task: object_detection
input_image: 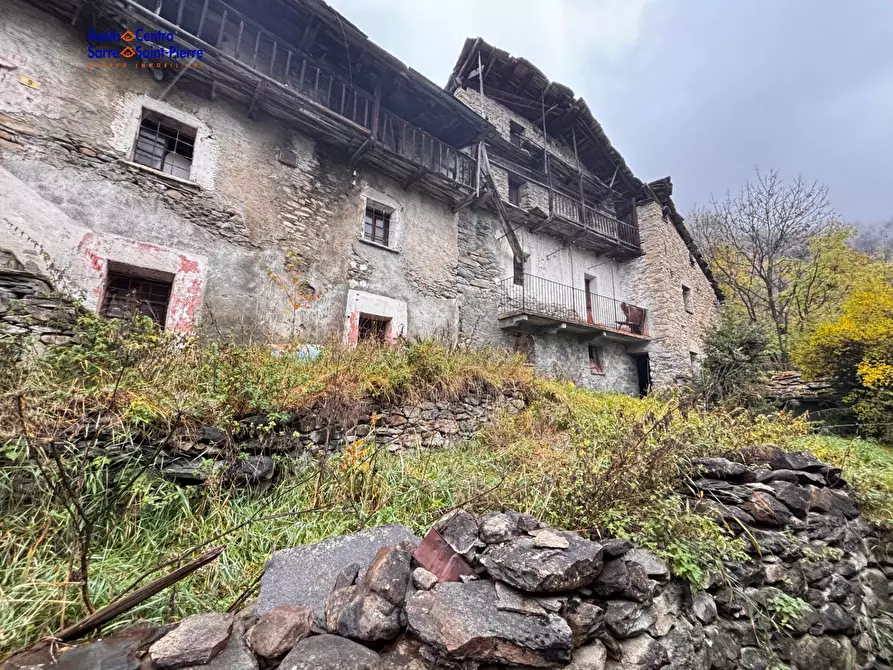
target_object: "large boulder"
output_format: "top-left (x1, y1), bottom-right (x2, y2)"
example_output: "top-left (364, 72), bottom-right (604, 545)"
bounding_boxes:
top-left (405, 580), bottom-right (574, 667)
top-left (278, 634), bottom-right (380, 670)
top-left (149, 613), bottom-right (233, 669)
top-left (481, 533), bottom-right (603, 593)
top-left (257, 524), bottom-right (418, 622)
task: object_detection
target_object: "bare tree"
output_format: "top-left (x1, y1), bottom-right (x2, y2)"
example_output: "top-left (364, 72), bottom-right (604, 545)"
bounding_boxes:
top-left (690, 170), bottom-right (838, 369)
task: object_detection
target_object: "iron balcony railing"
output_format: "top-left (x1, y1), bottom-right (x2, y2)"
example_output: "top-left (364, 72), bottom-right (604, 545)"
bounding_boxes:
top-left (499, 273), bottom-right (648, 337)
top-left (126, 0), bottom-right (475, 187)
top-left (551, 191), bottom-right (640, 248)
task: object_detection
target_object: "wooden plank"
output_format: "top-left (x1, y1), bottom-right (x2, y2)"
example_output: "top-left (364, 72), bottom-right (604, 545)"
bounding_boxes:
top-left (215, 9), bottom-right (227, 48)
top-left (270, 40), bottom-right (277, 77)
top-left (50, 547), bottom-right (224, 644)
top-left (234, 20), bottom-right (244, 59)
top-left (349, 137), bottom-right (374, 166)
top-left (196, 0), bottom-right (208, 38)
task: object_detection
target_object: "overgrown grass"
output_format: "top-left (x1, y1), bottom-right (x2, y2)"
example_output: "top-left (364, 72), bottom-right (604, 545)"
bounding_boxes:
top-left (789, 434), bottom-right (893, 527)
top-left (0, 314), bottom-right (814, 654)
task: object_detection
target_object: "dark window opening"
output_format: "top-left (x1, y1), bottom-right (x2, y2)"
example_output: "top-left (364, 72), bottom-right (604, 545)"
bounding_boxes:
top-left (508, 176), bottom-right (524, 206)
top-left (134, 110), bottom-right (196, 180)
top-left (588, 346), bottom-right (604, 375)
top-left (358, 314), bottom-right (389, 342)
top-left (690, 351), bottom-right (698, 370)
top-left (364, 202), bottom-right (392, 247)
top-left (682, 285), bottom-right (693, 313)
top-left (102, 267), bottom-right (173, 327)
top-left (509, 121), bottom-right (525, 147)
top-left (513, 257), bottom-right (525, 286)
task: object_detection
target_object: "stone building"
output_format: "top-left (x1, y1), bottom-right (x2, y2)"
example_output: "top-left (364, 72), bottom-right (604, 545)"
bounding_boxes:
top-left (0, 0), bottom-right (722, 395)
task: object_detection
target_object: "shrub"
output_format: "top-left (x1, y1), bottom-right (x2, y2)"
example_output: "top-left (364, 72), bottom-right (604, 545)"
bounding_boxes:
top-left (695, 310), bottom-right (773, 409)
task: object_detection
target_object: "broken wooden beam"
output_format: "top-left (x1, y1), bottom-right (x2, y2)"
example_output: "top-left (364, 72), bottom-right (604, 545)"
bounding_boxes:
top-left (51, 546), bottom-right (224, 645)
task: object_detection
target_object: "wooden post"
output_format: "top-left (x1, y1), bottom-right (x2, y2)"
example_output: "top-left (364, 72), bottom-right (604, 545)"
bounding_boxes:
top-left (371, 82), bottom-right (382, 139)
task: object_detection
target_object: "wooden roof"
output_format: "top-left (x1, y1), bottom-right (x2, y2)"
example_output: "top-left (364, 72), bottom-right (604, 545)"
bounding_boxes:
top-left (446, 37), bottom-right (642, 197)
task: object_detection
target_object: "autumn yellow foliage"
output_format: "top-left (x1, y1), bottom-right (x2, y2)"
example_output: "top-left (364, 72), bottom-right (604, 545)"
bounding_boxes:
top-left (796, 277), bottom-right (893, 439)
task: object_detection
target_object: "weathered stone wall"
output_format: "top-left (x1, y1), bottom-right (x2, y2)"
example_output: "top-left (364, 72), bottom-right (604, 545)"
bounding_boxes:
top-left (17, 449), bottom-right (891, 670)
top-left (0, 0), bottom-right (462, 344)
top-left (622, 201), bottom-right (720, 388)
top-left (0, 261), bottom-right (79, 347)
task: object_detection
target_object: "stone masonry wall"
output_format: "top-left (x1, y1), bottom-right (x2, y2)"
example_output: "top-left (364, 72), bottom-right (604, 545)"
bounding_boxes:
top-left (15, 449), bottom-right (892, 670)
top-left (622, 201), bottom-right (719, 388)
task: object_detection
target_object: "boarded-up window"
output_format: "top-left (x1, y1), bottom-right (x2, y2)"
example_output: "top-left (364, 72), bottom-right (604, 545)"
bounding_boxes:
top-left (102, 266), bottom-right (173, 327)
top-left (588, 346), bottom-right (604, 375)
top-left (364, 201), bottom-right (392, 247)
top-left (134, 110), bottom-right (196, 180)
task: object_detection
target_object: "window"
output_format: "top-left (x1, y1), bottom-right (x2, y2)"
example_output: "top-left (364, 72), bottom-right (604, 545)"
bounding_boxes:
top-left (363, 201), bottom-right (392, 247)
top-left (102, 265), bottom-right (174, 327)
top-left (133, 110), bottom-right (196, 180)
top-left (509, 120), bottom-right (525, 147)
top-left (358, 314), bottom-right (389, 342)
top-left (508, 176), bottom-right (524, 206)
top-left (682, 285), bottom-right (693, 313)
top-left (588, 346), bottom-right (604, 375)
top-left (690, 351), bottom-right (699, 372)
top-left (513, 256), bottom-right (525, 286)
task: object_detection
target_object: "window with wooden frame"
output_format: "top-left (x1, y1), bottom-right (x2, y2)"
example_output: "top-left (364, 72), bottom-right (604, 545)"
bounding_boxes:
top-left (363, 201), bottom-right (392, 247)
top-left (588, 346), bottom-right (604, 375)
top-left (358, 314), bottom-right (389, 342)
top-left (508, 175), bottom-right (524, 206)
top-left (133, 110), bottom-right (196, 180)
top-left (102, 265), bottom-right (174, 327)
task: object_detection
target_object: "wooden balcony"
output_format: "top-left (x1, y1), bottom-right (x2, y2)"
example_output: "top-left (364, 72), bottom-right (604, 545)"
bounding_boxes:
top-left (111, 0), bottom-right (477, 199)
top-left (498, 273), bottom-right (649, 341)
top-left (532, 191), bottom-right (641, 258)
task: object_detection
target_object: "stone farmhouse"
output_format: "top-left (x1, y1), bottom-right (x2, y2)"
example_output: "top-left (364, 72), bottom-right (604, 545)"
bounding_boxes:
top-left (0, 0), bottom-right (722, 395)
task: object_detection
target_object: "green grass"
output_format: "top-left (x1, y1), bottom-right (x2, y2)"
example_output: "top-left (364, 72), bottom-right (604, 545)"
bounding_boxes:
top-left (0, 379), bottom-right (811, 654)
top-left (0, 314), bottom-right (824, 654)
top-left (789, 434), bottom-right (893, 527)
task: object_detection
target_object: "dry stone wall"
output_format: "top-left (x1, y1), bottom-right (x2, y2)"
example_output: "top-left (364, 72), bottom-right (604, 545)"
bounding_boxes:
top-left (11, 448), bottom-right (892, 670)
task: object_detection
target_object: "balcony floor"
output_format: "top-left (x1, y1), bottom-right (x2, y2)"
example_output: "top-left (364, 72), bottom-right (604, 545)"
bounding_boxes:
top-left (498, 311), bottom-right (650, 342)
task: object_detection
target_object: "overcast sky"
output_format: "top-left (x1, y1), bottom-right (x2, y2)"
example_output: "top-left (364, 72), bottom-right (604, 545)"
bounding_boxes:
top-left (328, 0), bottom-right (893, 225)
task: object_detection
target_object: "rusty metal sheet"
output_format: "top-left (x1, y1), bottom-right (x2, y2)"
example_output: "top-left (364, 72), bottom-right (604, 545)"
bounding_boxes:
top-left (412, 528), bottom-right (477, 583)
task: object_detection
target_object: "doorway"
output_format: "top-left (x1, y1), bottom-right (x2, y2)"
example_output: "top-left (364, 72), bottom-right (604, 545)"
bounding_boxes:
top-left (584, 276), bottom-right (596, 324)
top-left (633, 354), bottom-right (651, 397)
